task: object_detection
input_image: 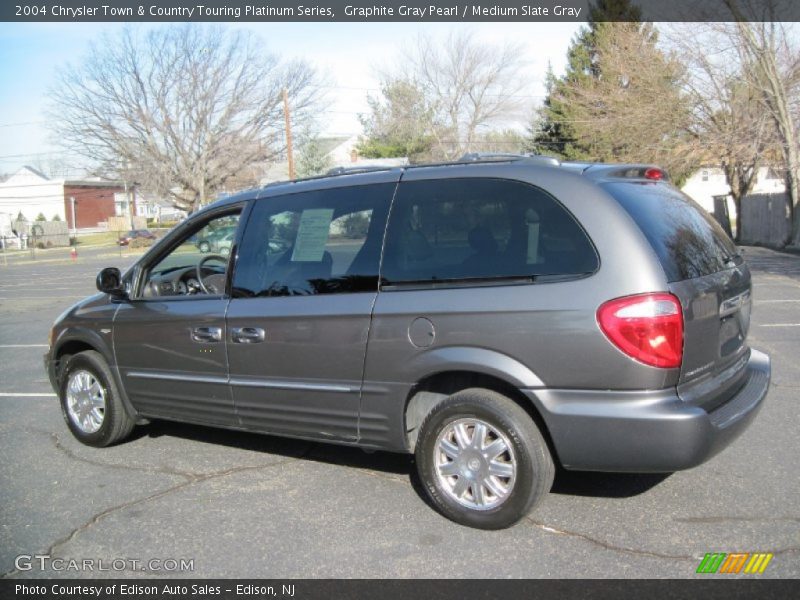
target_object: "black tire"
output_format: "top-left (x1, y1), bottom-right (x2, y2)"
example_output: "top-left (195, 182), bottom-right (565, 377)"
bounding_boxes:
top-left (58, 350), bottom-right (135, 447)
top-left (415, 388), bottom-right (554, 529)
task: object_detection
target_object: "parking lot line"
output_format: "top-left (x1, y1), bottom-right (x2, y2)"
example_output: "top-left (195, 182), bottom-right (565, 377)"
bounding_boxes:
top-left (0, 296), bottom-right (86, 300)
top-left (0, 392), bottom-right (56, 397)
top-left (758, 323), bottom-right (800, 327)
top-left (0, 344), bottom-right (49, 348)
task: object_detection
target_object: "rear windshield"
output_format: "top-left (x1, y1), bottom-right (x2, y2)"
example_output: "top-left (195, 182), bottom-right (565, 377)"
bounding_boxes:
top-left (603, 181), bottom-right (740, 282)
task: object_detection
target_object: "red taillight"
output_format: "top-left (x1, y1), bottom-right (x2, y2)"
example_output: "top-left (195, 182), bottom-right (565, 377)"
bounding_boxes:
top-left (597, 293), bottom-right (683, 369)
top-left (644, 168), bottom-right (664, 181)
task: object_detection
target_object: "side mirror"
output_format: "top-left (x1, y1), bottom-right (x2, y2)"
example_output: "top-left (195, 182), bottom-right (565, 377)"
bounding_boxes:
top-left (96, 267), bottom-right (126, 297)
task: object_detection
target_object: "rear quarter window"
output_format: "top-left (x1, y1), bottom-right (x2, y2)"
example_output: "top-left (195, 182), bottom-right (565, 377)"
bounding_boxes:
top-left (603, 181), bottom-right (739, 282)
top-left (382, 178), bottom-right (598, 284)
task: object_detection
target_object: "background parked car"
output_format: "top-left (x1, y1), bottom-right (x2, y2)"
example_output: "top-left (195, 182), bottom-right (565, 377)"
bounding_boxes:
top-left (118, 229), bottom-right (157, 246)
top-left (196, 226), bottom-right (236, 255)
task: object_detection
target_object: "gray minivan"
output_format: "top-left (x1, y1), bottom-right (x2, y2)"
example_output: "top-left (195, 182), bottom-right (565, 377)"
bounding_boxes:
top-left (45, 156), bottom-right (770, 529)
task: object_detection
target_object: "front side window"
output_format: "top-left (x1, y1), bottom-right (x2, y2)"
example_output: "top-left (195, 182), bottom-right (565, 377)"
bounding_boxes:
top-left (382, 178), bottom-right (598, 284)
top-left (232, 184), bottom-right (394, 297)
top-left (141, 212), bottom-right (241, 297)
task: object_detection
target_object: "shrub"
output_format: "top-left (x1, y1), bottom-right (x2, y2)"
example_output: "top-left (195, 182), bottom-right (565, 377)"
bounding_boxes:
top-left (129, 237), bottom-right (154, 249)
top-left (341, 212), bottom-right (370, 238)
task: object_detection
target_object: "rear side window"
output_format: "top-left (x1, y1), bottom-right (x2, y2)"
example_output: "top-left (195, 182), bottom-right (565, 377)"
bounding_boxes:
top-left (382, 178), bottom-right (598, 284)
top-left (604, 182), bottom-right (739, 282)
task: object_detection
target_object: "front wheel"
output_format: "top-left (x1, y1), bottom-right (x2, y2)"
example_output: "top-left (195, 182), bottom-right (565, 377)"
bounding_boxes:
top-left (59, 350), bottom-right (135, 447)
top-left (415, 388), bottom-right (554, 529)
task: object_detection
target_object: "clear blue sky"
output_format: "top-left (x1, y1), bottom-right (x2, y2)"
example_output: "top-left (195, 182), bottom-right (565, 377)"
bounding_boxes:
top-left (0, 21), bottom-right (583, 177)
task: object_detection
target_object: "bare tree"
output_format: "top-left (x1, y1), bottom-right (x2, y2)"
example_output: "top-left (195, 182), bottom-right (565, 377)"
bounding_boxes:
top-left (670, 7), bottom-right (800, 246)
top-left (49, 25), bottom-right (323, 212)
top-left (30, 155), bottom-right (73, 180)
top-left (471, 129), bottom-right (525, 154)
top-left (668, 23), bottom-right (777, 241)
top-left (369, 31), bottom-right (527, 160)
top-left (727, 16), bottom-right (800, 245)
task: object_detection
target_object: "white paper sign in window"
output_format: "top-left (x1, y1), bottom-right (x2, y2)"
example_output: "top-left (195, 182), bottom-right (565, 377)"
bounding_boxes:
top-left (525, 208), bottom-right (541, 264)
top-left (291, 208), bottom-right (334, 262)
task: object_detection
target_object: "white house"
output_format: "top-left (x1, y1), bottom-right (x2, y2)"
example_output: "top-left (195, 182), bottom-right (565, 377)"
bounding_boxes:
top-left (134, 191), bottom-right (188, 223)
top-left (0, 166), bottom-right (66, 222)
top-left (682, 166), bottom-right (786, 215)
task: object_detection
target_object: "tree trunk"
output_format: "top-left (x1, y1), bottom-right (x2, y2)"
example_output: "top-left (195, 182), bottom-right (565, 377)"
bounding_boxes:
top-left (788, 154), bottom-right (800, 247)
top-left (733, 196), bottom-right (743, 243)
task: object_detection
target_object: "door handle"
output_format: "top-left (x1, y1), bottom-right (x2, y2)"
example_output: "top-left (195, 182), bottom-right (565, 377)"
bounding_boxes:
top-left (191, 326), bottom-right (223, 343)
top-left (231, 327), bottom-right (266, 344)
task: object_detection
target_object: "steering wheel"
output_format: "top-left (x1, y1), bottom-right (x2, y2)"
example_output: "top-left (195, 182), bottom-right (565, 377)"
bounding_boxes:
top-left (196, 254), bottom-right (228, 295)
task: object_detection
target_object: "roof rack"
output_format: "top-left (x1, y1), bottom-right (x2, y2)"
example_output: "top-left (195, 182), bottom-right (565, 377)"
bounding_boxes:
top-left (259, 153), bottom-right (562, 192)
top-left (458, 152), bottom-right (561, 167)
top-left (325, 165), bottom-right (395, 176)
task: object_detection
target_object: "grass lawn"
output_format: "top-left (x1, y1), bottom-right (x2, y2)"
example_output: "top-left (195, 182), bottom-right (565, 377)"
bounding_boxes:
top-left (75, 232), bottom-right (119, 246)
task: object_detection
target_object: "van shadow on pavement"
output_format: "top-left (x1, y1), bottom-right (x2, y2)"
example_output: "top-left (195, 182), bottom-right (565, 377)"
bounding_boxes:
top-left (139, 419), bottom-right (669, 500)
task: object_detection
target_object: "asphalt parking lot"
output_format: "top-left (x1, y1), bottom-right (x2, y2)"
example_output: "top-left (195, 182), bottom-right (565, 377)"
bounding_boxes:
top-left (0, 245), bottom-right (798, 579)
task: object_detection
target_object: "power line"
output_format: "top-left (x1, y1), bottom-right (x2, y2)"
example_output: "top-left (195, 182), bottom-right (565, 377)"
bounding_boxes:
top-left (0, 121), bottom-right (47, 128)
top-left (0, 189), bottom-right (126, 201)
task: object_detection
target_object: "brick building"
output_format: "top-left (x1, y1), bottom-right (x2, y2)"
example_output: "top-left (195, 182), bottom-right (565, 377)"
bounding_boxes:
top-left (0, 166), bottom-right (125, 230)
top-left (63, 181), bottom-right (125, 229)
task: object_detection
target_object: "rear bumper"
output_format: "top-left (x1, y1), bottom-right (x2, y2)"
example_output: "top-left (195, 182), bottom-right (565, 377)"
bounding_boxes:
top-left (524, 349), bottom-right (770, 472)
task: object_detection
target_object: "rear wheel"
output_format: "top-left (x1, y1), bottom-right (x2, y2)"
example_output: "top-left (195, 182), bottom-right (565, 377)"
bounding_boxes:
top-left (59, 350), bottom-right (134, 447)
top-left (415, 388), bottom-right (554, 529)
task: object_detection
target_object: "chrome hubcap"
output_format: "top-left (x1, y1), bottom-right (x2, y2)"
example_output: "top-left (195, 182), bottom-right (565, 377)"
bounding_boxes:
top-left (65, 370), bottom-right (105, 434)
top-left (434, 418), bottom-right (517, 510)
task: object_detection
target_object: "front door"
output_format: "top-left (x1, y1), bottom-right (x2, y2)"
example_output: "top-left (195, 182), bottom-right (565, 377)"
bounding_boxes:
top-left (227, 178), bottom-right (397, 441)
top-left (113, 209), bottom-right (243, 426)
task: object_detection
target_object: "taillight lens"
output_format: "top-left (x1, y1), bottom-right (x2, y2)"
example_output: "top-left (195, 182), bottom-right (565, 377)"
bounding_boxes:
top-left (597, 293), bottom-right (683, 368)
top-left (644, 167), bottom-right (665, 180)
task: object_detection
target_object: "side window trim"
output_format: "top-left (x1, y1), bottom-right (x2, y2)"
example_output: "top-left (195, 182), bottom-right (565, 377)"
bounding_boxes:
top-left (225, 199), bottom-right (256, 297)
top-left (131, 202), bottom-right (247, 300)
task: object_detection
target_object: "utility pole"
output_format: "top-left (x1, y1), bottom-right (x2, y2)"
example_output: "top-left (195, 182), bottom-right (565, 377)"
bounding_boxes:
top-left (70, 196), bottom-right (77, 236)
top-left (125, 181), bottom-right (134, 229)
top-left (283, 88), bottom-right (295, 179)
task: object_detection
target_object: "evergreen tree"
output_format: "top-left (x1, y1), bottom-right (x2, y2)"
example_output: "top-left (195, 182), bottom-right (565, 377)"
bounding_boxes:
top-left (526, 0), bottom-right (643, 159)
top-left (296, 132), bottom-right (332, 178)
top-left (356, 79), bottom-right (435, 162)
top-left (524, 63), bottom-right (570, 156)
top-left (526, 2), bottom-right (692, 180)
